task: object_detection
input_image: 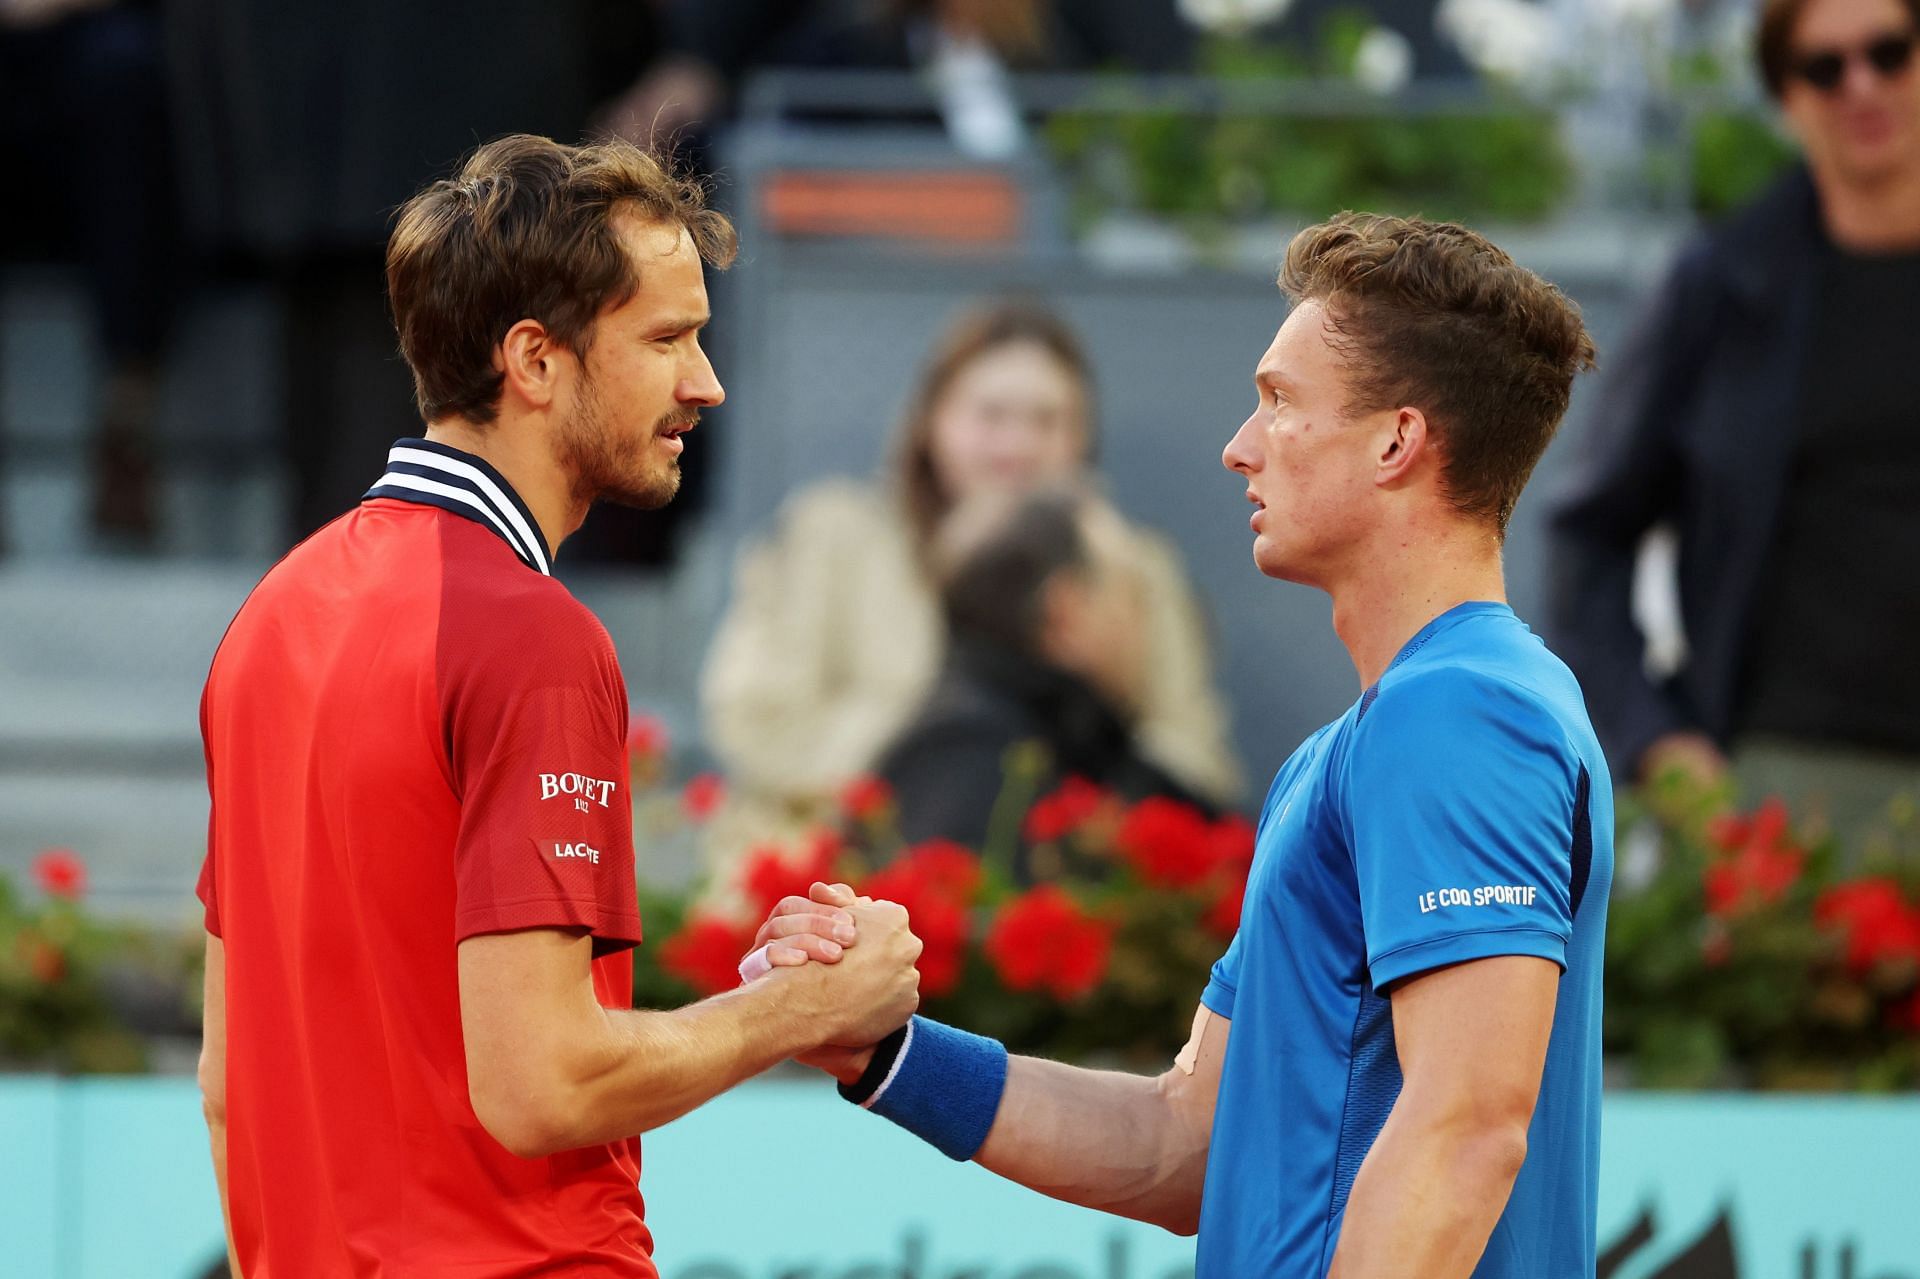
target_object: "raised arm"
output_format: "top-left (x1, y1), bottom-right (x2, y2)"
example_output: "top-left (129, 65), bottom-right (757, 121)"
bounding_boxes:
top-left (1328, 956), bottom-right (1559, 1277)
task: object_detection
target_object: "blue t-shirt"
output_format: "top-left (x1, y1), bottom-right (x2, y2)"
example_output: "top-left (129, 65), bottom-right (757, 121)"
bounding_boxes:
top-left (1196, 602), bottom-right (1612, 1278)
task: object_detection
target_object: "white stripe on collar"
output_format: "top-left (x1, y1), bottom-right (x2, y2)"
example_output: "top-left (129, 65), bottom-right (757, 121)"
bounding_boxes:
top-left (363, 439), bottom-right (553, 576)
top-left (386, 446), bottom-right (550, 575)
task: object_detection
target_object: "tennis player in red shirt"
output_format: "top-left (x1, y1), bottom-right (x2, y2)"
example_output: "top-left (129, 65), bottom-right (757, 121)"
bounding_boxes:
top-left (195, 134), bottom-right (922, 1277)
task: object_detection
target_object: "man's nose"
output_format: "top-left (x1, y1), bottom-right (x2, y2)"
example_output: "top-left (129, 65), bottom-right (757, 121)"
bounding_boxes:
top-left (1222, 414), bottom-right (1260, 474)
top-left (682, 348), bottom-right (725, 407)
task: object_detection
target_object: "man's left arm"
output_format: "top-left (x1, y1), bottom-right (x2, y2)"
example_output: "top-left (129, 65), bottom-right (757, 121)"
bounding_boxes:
top-left (1328, 955), bottom-right (1559, 1278)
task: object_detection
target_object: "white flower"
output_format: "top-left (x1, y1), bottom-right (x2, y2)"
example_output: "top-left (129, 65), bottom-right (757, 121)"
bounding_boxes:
top-left (1177, 0), bottom-right (1294, 35)
top-left (1436, 0), bottom-right (1562, 87)
top-left (1353, 25), bottom-right (1415, 95)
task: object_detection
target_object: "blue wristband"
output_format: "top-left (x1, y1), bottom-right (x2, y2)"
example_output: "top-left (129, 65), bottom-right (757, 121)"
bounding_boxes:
top-left (837, 1016), bottom-right (1009, 1161)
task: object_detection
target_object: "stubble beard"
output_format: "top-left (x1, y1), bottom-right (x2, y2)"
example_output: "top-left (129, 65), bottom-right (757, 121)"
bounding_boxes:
top-left (559, 373), bottom-right (685, 512)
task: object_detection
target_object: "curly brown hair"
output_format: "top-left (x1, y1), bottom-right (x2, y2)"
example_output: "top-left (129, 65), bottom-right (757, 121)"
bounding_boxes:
top-left (387, 133), bottom-right (737, 426)
top-left (1280, 212), bottom-right (1597, 535)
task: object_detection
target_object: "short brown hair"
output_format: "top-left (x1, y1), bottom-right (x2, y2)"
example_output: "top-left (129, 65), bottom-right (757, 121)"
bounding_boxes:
top-left (1280, 212), bottom-right (1596, 534)
top-left (387, 134), bottom-right (737, 425)
top-left (895, 301), bottom-right (1096, 554)
top-left (1759, 0), bottom-right (1920, 96)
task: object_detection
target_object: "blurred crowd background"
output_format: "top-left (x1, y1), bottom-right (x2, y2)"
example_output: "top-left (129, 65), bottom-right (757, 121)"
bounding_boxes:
top-left (3, 0), bottom-right (1919, 1092)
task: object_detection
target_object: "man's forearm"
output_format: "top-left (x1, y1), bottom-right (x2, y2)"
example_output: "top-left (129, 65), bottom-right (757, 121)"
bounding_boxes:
top-left (518, 975), bottom-right (826, 1155)
top-left (972, 1056), bottom-right (1212, 1235)
top-left (1328, 1107), bottom-right (1529, 1278)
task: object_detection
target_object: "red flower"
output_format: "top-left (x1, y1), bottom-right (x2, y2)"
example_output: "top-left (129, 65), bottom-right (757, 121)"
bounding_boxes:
top-left (860, 842), bottom-right (984, 998)
top-left (1023, 777), bottom-right (1114, 843)
top-left (1115, 798), bottom-right (1225, 890)
top-left (985, 886), bottom-right (1114, 1001)
top-left (892, 840), bottom-right (984, 902)
top-left (680, 773), bottom-right (726, 823)
top-left (627, 715), bottom-right (670, 767)
top-left (1700, 797), bottom-right (1804, 918)
top-left (658, 914), bottom-right (756, 997)
top-left (1816, 878), bottom-right (1920, 974)
top-left (839, 775), bottom-right (895, 824)
top-left (1708, 796), bottom-right (1792, 853)
top-left (31, 847), bottom-right (87, 901)
top-left (1703, 843), bottom-right (1804, 917)
top-left (1704, 814), bottom-right (1748, 854)
top-left (738, 835), bottom-right (844, 918)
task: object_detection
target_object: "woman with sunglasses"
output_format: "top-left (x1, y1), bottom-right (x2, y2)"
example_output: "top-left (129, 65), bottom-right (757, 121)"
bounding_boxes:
top-left (1549, 0), bottom-right (1920, 857)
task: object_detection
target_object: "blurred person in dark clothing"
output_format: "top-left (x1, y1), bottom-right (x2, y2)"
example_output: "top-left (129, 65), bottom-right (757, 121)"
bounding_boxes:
top-left (875, 485), bottom-right (1212, 881)
top-left (0, 0), bottom-right (176, 547)
top-left (170, 0), bottom-right (703, 561)
top-left (599, 0), bottom-right (1196, 158)
top-left (1547, 0), bottom-right (1920, 850)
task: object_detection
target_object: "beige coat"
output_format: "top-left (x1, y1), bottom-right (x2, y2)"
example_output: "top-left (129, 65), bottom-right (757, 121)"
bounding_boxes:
top-left (698, 481), bottom-right (1241, 873)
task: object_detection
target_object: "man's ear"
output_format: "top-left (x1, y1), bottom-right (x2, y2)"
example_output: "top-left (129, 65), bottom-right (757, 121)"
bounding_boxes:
top-left (497, 319), bottom-right (564, 412)
top-left (1375, 407), bottom-right (1430, 487)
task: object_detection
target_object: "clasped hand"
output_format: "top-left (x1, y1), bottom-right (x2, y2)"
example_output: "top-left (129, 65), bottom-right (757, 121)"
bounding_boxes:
top-left (745, 881), bottom-right (919, 1082)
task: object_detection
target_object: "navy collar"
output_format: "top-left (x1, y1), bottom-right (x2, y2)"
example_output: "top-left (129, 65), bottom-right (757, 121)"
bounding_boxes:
top-left (363, 438), bottom-right (553, 575)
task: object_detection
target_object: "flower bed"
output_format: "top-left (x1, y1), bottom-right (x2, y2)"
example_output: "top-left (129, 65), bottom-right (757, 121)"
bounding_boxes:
top-left (8, 717), bottom-right (1914, 1085)
top-left (1606, 781), bottom-right (1920, 1089)
top-left (641, 761), bottom-right (1253, 1068)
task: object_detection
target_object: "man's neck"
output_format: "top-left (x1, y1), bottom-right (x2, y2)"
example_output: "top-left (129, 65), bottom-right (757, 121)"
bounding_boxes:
top-left (1325, 521), bottom-right (1508, 690)
top-left (423, 418), bottom-right (584, 559)
top-left (1819, 158), bottom-right (1920, 252)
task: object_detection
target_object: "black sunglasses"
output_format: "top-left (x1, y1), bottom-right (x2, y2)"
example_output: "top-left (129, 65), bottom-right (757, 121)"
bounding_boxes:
top-left (1791, 30), bottom-right (1916, 92)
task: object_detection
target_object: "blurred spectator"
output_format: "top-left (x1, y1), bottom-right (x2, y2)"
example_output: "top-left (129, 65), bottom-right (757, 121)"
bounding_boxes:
top-left (168, 0), bottom-right (699, 558)
top-left (701, 299), bottom-right (1239, 869)
top-left (0, 0), bottom-right (177, 547)
top-left (599, 0), bottom-right (1196, 159)
top-left (1548, 0), bottom-right (1920, 849)
top-left (876, 485), bottom-right (1214, 880)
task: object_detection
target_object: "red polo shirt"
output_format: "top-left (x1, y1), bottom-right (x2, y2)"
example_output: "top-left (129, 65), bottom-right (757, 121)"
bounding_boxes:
top-left (198, 438), bottom-right (653, 1276)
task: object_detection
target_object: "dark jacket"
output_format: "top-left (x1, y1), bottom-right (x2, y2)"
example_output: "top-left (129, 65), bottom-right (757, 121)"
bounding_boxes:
top-left (875, 638), bottom-right (1210, 884)
top-left (1545, 167), bottom-right (1822, 775)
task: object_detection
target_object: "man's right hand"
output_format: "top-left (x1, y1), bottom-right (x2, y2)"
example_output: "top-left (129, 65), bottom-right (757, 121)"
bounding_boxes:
top-left (776, 892), bottom-right (921, 1054)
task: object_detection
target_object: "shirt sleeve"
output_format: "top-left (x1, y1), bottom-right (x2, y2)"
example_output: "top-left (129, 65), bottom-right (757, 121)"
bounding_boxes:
top-left (1346, 669), bottom-right (1577, 994)
top-left (442, 598), bottom-right (643, 953)
top-left (1202, 929), bottom-right (1243, 1018)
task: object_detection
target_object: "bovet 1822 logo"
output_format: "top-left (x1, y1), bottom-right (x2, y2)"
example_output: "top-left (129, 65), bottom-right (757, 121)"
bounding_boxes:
top-left (539, 772), bottom-right (619, 813)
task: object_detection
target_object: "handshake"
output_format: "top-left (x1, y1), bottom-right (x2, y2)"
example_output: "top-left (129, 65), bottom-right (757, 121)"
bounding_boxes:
top-left (743, 881), bottom-right (925, 1082)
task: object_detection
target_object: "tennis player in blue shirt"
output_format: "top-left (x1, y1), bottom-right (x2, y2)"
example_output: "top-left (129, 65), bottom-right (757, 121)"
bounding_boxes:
top-left (786, 211), bottom-right (1609, 1278)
